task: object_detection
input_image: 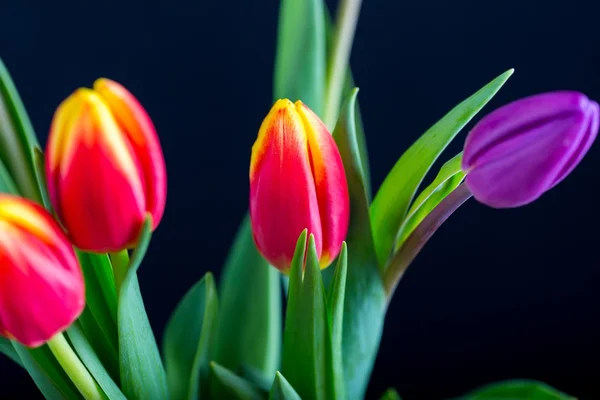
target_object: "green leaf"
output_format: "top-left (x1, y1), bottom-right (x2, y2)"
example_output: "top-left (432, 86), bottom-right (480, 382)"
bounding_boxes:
top-left (456, 380), bottom-right (576, 400)
top-left (370, 69), bottom-right (514, 268)
top-left (163, 273), bottom-right (219, 400)
top-left (332, 89), bottom-right (387, 400)
top-left (76, 251), bottom-right (119, 380)
top-left (213, 215), bottom-right (281, 378)
top-left (0, 157), bottom-right (19, 195)
top-left (380, 388), bottom-right (402, 400)
top-left (326, 242), bottom-right (347, 400)
top-left (274, 0), bottom-right (326, 114)
top-left (269, 372), bottom-right (301, 400)
top-left (281, 232), bottom-right (337, 400)
top-left (118, 216), bottom-right (169, 399)
top-left (66, 324), bottom-right (126, 400)
top-left (0, 337), bottom-right (22, 367)
top-left (394, 152), bottom-right (465, 252)
top-left (0, 58), bottom-right (43, 203)
top-left (239, 365), bottom-right (273, 394)
top-left (209, 362), bottom-right (264, 400)
top-left (13, 342), bottom-right (80, 400)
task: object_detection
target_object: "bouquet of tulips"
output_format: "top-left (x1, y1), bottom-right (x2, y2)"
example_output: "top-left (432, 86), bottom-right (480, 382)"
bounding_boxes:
top-left (0, 0), bottom-right (594, 399)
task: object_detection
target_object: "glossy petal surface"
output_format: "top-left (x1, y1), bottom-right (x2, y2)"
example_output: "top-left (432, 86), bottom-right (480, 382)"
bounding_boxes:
top-left (0, 195), bottom-right (84, 347)
top-left (463, 91), bottom-right (599, 208)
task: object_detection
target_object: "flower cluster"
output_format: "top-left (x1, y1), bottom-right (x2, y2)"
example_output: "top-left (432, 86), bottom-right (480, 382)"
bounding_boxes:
top-left (0, 79), bottom-right (166, 347)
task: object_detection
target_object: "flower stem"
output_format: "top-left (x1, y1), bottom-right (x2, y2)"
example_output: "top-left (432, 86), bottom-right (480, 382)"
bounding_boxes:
top-left (47, 332), bottom-right (104, 400)
top-left (110, 250), bottom-right (130, 297)
top-left (383, 183), bottom-right (473, 298)
top-left (323, 0), bottom-right (363, 129)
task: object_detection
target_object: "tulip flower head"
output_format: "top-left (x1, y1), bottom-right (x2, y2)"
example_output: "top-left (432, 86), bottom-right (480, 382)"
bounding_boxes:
top-left (46, 79), bottom-right (167, 252)
top-left (250, 100), bottom-right (350, 272)
top-left (0, 195), bottom-right (84, 347)
top-left (462, 91), bottom-right (599, 208)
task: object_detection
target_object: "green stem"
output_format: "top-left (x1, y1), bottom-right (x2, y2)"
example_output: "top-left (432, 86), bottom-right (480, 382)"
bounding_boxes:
top-left (47, 332), bottom-right (104, 400)
top-left (383, 183), bottom-right (473, 298)
top-left (110, 250), bottom-right (130, 297)
top-left (323, 0), bottom-right (363, 129)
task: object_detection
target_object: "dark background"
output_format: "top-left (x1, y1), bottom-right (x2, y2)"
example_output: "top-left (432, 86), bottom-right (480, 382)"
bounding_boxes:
top-left (1, 0), bottom-right (599, 399)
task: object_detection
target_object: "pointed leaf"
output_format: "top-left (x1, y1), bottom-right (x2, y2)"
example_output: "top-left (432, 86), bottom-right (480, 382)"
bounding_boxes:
top-left (332, 89), bottom-right (387, 400)
top-left (281, 233), bottom-right (337, 400)
top-left (118, 216), bottom-right (169, 399)
top-left (66, 324), bottom-right (126, 400)
top-left (0, 157), bottom-right (18, 195)
top-left (76, 251), bottom-right (119, 379)
top-left (213, 216), bottom-right (281, 378)
top-left (326, 242), bottom-right (347, 399)
top-left (0, 337), bottom-right (22, 367)
top-left (394, 152), bottom-right (465, 252)
top-left (13, 342), bottom-right (80, 400)
top-left (0, 58), bottom-right (43, 203)
top-left (269, 372), bottom-right (301, 400)
top-left (274, 0), bottom-right (325, 114)
top-left (163, 273), bottom-right (219, 400)
top-left (380, 388), bottom-right (402, 400)
top-left (370, 69), bottom-right (514, 268)
top-left (457, 380), bottom-right (575, 400)
top-left (209, 362), bottom-right (264, 400)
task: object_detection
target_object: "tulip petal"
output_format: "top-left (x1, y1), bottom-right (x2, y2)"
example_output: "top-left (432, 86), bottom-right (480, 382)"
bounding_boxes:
top-left (93, 79), bottom-right (167, 229)
top-left (296, 101), bottom-right (349, 268)
top-left (250, 100), bottom-right (322, 271)
top-left (0, 196), bottom-right (84, 347)
top-left (463, 92), bottom-right (598, 207)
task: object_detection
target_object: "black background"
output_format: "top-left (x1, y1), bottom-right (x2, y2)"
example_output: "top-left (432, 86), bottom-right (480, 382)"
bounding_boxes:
top-left (1, 0), bottom-right (599, 399)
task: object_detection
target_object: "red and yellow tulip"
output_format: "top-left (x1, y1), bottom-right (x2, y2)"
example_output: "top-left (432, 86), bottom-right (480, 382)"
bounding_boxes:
top-left (0, 194), bottom-right (84, 347)
top-left (45, 79), bottom-right (167, 252)
top-left (250, 99), bottom-right (350, 272)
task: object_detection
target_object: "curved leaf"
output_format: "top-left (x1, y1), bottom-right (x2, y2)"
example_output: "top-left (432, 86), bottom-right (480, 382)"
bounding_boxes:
top-left (0, 337), bottom-right (22, 367)
top-left (213, 216), bottom-right (281, 379)
top-left (209, 362), bottom-right (264, 400)
top-left (118, 216), bottom-right (169, 399)
top-left (370, 69), bottom-right (514, 268)
top-left (13, 343), bottom-right (80, 400)
top-left (66, 324), bottom-right (126, 400)
top-left (269, 372), bottom-right (301, 400)
top-left (0, 58), bottom-right (43, 203)
top-left (394, 152), bottom-right (465, 252)
top-left (332, 89), bottom-right (387, 400)
top-left (456, 380), bottom-right (576, 400)
top-left (163, 273), bottom-right (219, 400)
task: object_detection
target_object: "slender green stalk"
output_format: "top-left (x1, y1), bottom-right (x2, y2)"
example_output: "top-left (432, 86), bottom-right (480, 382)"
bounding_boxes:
top-left (110, 250), bottom-right (130, 297)
top-left (383, 184), bottom-right (473, 298)
top-left (323, 0), bottom-right (363, 129)
top-left (47, 333), bottom-right (104, 400)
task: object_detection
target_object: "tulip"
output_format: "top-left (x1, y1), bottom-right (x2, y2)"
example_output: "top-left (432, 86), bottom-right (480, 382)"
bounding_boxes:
top-left (45, 79), bottom-right (167, 252)
top-left (462, 91), bottom-right (599, 208)
top-left (249, 99), bottom-right (350, 272)
top-left (0, 194), bottom-right (84, 347)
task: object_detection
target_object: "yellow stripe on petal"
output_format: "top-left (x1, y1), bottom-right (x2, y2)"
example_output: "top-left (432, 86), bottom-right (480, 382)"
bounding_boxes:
top-left (66, 90), bottom-right (142, 195)
top-left (0, 198), bottom-right (58, 245)
top-left (47, 94), bottom-right (84, 172)
top-left (250, 99), bottom-right (307, 180)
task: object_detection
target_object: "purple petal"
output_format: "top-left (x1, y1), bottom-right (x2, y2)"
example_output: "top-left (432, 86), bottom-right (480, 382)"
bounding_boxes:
top-left (462, 91), bottom-right (599, 208)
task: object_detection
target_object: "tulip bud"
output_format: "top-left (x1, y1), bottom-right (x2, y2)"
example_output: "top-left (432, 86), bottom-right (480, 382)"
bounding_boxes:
top-left (250, 100), bottom-right (350, 272)
top-left (462, 91), bottom-right (599, 208)
top-left (0, 194), bottom-right (84, 347)
top-left (45, 79), bottom-right (167, 252)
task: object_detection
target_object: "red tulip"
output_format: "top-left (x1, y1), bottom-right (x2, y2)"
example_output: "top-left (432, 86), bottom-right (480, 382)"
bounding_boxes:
top-left (0, 194), bottom-right (84, 347)
top-left (250, 99), bottom-right (350, 272)
top-left (45, 79), bottom-right (166, 252)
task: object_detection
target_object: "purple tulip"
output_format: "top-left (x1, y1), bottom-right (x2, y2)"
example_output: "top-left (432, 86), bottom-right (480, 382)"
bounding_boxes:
top-left (462, 91), bottom-right (599, 208)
